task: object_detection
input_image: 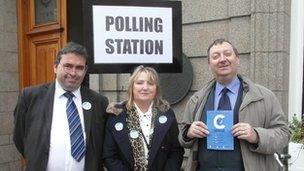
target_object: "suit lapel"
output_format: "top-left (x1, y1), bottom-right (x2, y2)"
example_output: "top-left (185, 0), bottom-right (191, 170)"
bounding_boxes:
top-left (80, 87), bottom-right (93, 145)
top-left (111, 112), bottom-right (134, 167)
top-left (43, 83), bottom-right (56, 146)
top-left (41, 83), bottom-right (55, 134)
top-left (148, 111), bottom-right (172, 167)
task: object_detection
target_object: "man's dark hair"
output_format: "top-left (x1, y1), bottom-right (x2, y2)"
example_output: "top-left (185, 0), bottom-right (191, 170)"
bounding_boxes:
top-left (55, 42), bottom-right (88, 64)
top-left (207, 38), bottom-right (239, 59)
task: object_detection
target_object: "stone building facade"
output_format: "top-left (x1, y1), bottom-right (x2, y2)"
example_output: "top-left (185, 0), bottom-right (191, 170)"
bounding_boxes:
top-left (0, 0), bottom-right (292, 170)
top-left (0, 0), bottom-right (22, 170)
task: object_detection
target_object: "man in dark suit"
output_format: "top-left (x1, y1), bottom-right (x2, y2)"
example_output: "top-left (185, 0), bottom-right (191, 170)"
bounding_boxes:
top-left (13, 42), bottom-right (109, 171)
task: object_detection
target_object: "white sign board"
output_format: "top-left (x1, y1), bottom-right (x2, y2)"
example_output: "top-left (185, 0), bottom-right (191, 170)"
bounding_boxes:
top-left (92, 5), bottom-right (173, 64)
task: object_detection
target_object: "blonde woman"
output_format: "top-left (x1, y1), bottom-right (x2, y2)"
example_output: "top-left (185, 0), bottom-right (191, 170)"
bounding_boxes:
top-left (103, 65), bottom-right (184, 171)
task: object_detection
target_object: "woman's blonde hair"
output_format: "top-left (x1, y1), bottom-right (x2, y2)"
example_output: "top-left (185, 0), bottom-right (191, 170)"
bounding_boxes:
top-left (126, 65), bottom-right (170, 112)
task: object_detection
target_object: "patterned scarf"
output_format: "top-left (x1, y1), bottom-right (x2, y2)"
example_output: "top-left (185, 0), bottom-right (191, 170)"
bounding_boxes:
top-left (126, 106), bottom-right (157, 171)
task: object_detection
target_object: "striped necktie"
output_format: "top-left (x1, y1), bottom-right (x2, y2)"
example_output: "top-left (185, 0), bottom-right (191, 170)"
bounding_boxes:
top-left (64, 92), bottom-right (86, 162)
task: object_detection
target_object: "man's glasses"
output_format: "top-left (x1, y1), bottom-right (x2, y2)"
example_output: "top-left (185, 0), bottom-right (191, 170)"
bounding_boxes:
top-left (59, 63), bottom-right (87, 75)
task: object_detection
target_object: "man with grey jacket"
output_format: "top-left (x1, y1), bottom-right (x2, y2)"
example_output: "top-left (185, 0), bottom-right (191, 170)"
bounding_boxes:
top-left (178, 38), bottom-right (291, 171)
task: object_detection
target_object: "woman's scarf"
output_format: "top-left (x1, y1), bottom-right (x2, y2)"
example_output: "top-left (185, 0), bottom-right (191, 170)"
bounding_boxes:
top-left (126, 106), bottom-right (157, 171)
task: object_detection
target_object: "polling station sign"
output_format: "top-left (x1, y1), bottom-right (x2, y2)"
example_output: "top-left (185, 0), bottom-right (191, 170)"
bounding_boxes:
top-left (93, 6), bottom-right (172, 64)
top-left (83, 1), bottom-right (182, 73)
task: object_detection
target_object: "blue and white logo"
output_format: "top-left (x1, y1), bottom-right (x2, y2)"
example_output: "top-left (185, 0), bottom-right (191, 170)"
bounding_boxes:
top-left (213, 114), bottom-right (225, 130)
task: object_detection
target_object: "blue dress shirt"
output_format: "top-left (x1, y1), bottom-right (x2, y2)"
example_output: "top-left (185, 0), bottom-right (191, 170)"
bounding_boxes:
top-left (214, 76), bottom-right (241, 110)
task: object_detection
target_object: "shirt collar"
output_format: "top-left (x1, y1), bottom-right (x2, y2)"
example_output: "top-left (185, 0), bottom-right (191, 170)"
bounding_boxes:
top-left (134, 102), bottom-right (153, 116)
top-left (215, 76), bottom-right (240, 95)
top-left (55, 80), bottom-right (81, 99)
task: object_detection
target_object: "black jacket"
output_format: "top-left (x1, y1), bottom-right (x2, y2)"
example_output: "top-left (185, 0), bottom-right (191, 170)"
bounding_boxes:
top-left (103, 103), bottom-right (184, 171)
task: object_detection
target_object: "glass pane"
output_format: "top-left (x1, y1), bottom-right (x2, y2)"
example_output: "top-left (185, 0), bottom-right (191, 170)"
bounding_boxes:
top-left (35, 0), bottom-right (57, 25)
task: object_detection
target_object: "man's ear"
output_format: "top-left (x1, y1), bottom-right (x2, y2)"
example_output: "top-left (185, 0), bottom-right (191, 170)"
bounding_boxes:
top-left (54, 63), bottom-right (58, 74)
top-left (236, 56), bottom-right (240, 65)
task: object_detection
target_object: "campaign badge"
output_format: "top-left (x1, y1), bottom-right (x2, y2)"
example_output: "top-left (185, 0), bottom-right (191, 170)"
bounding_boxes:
top-left (82, 102), bottom-right (92, 110)
top-left (130, 130), bottom-right (139, 139)
top-left (158, 115), bottom-right (167, 124)
top-left (115, 122), bottom-right (123, 131)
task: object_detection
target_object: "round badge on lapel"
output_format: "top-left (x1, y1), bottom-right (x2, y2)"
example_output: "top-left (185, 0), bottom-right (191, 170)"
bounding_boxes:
top-left (159, 115), bottom-right (167, 124)
top-left (82, 102), bottom-right (92, 110)
top-left (114, 122), bottom-right (123, 131)
top-left (130, 130), bottom-right (139, 139)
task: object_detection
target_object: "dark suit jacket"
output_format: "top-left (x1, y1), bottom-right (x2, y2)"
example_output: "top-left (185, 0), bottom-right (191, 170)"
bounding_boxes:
top-left (13, 82), bottom-right (109, 171)
top-left (103, 104), bottom-right (184, 171)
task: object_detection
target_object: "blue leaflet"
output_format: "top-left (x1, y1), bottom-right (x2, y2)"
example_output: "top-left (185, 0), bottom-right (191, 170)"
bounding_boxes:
top-left (207, 110), bottom-right (234, 150)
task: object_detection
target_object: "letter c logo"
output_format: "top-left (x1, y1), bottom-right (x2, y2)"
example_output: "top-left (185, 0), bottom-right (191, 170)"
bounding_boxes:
top-left (213, 114), bottom-right (225, 130)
